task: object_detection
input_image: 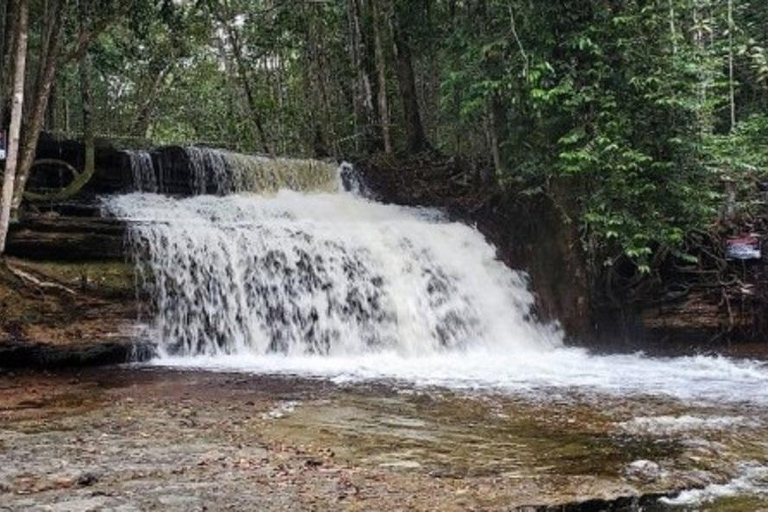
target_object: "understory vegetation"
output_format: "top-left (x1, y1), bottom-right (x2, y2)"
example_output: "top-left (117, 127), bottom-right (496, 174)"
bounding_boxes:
top-left (1, 0), bottom-right (767, 277)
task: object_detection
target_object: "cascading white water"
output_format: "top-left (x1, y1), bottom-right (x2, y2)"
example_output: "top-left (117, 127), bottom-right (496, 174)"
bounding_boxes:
top-left (125, 150), bottom-right (157, 193)
top-left (184, 147), bottom-right (339, 195)
top-left (105, 189), bottom-right (560, 358)
top-left (125, 146), bottom-right (339, 195)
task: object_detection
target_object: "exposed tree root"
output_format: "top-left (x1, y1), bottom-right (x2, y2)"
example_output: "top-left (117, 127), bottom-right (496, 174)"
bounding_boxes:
top-left (3, 259), bottom-right (77, 296)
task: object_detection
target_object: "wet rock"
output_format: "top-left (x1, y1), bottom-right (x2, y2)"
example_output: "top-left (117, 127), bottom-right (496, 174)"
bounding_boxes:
top-left (379, 460), bottom-right (422, 470)
top-left (47, 496), bottom-right (108, 512)
top-left (158, 495), bottom-right (201, 507)
top-left (77, 471), bottom-right (100, 487)
top-left (625, 459), bottom-right (666, 483)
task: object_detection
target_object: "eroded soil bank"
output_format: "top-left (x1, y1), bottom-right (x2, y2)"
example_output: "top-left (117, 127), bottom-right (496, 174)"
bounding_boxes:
top-left (1, 368), bottom-right (767, 511)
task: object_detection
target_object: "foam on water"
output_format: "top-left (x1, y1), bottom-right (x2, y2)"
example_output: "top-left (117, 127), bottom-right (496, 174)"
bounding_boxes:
top-left (150, 349), bottom-right (768, 406)
top-left (619, 415), bottom-right (761, 435)
top-left (661, 463), bottom-right (768, 506)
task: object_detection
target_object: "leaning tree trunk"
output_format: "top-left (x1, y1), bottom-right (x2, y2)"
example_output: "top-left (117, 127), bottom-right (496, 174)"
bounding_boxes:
top-left (130, 60), bottom-right (169, 138)
top-left (214, 4), bottom-right (271, 156)
top-left (346, 0), bottom-right (377, 152)
top-left (391, 6), bottom-right (429, 154)
top-left (0, 0), bottom-right (29, 254)
top-left (12, 0), bottom-right (65, 212)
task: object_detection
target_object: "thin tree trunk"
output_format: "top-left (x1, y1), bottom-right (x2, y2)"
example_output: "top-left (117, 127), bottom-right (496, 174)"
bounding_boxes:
top-left (371, 0), bottom-right (391, 154)
top-left (0, 0), bottom-right (28, 254)
top-left (484, 100), bottom-right (500, 186)
top-left (304, 5), bottom-right (328, 157)
top-left (391, 5), bottom-right (429, 153)
top-left (668, 0), bottom-right (677, 54)
top-left (62, 71), bottom-right (70, 132)
top-left (12, 0), bottom-right (65, 210)
top-left (230, 31), bottom-right (271, 154)
top-left (347, 0), bottom-right (376, 151)
top-left (728, 0), bottom-right (736, 132)
top-left (130, 63), bottom-right (169, 137)
top-left (79, 23), bottom-right (94, 185)
top-left (45, 80), bottom-right (57, 130)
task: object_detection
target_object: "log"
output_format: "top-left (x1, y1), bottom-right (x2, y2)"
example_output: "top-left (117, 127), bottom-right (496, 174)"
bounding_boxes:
top-left (5, 215), bottom-right (126, 261)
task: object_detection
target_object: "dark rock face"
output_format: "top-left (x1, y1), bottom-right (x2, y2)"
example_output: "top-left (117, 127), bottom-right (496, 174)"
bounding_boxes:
top-left (31, 135), bottom-right (202, 196)
top-left (33, 133), bottom-right (133, 195)
top-left (468, 183), bottom-right (592, 338)
top-left (0, 339), bottom-right (153, 368)
top-left (6, 216), bottom-right (126, 261)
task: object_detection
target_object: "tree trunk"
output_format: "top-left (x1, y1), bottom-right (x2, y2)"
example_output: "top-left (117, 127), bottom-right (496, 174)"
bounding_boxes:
top-left (371, 0), bottom-right (392, 154)
top-left (391, 5), bottom-right (429, 153)
top-left (1, 0), bottom-right (16, 125)
top-left (0, 0), bottom-right (28, 254)
top-left (668, 0), bottom-right (677, 54)
top-left (130, 61), bottom-right (169, 138)
top-left (79, 29), bottom-right (94, 187)
top-left (45, 80), bottom-right (57, 130)
top-left (215, 6), bottom-right (272, 155)
top-left (12, 0), bottom-right (65, 211)
top-left (347, 0), bottom-right (377, 152)
top-left (727, 0), bottom-right (736, 132)
top-left (484, 98), bottom-right (500, 187)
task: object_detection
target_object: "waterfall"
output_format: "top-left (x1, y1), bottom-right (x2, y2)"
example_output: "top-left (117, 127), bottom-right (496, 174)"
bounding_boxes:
top-left (185, 146), bottom-right (230, 194)
top-left (102, 157), bottom-right (768, 408)
top-left (104, 171), bottom-right (560, 357)
top-left (125, 150), bottom-right (157, 193)
top-left (125, 146), bottom-right (339, 195)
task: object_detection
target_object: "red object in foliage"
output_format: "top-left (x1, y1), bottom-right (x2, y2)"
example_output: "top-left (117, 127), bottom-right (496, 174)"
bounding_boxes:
top-left (726, 235), bottom-right (761, 260)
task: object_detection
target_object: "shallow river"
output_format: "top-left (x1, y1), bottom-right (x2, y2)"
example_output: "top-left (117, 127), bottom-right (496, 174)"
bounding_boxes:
top-left (1, 364), bottom-right (767, 511)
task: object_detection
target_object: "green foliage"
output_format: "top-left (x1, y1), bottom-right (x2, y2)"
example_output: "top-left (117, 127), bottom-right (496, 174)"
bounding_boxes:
top-left (36, 0), bottom-right (768, 271)
top-left (434, 0), bottom-right (767, 270)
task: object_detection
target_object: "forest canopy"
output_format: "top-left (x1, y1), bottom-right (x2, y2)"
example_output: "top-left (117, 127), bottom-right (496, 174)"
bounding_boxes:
top-left (1, 0), bottom-right (767, 270)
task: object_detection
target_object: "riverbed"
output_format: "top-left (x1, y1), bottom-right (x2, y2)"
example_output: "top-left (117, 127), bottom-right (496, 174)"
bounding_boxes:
top-left (1, 367), bottom-right (767, 511)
